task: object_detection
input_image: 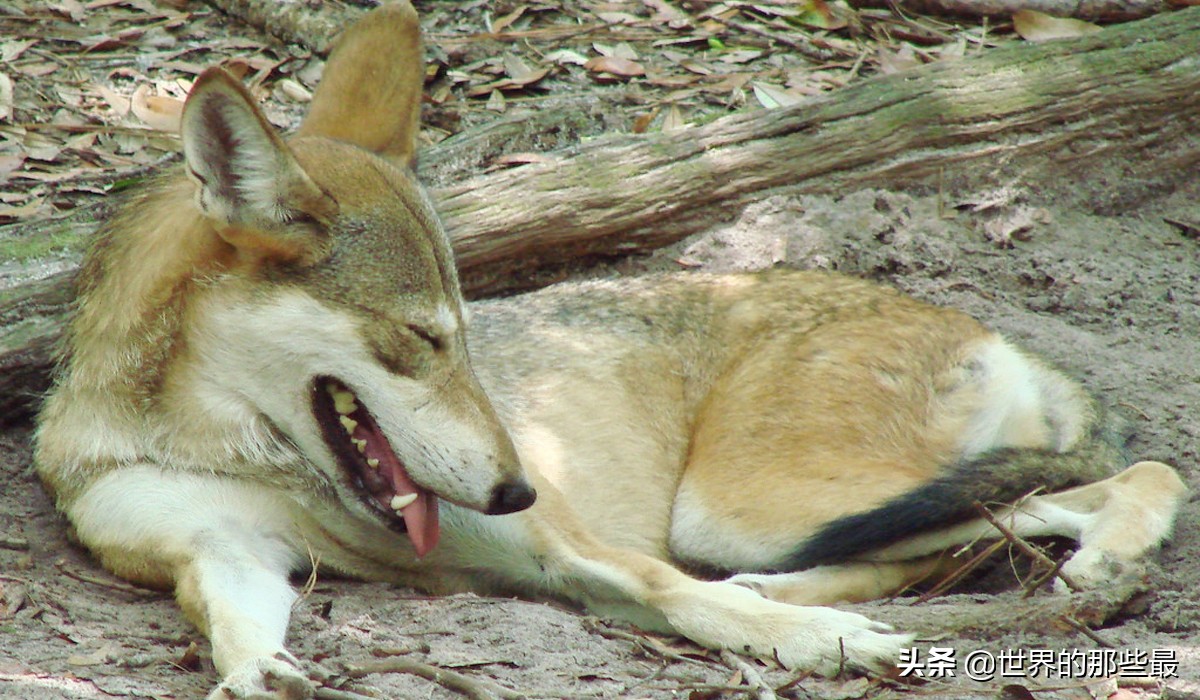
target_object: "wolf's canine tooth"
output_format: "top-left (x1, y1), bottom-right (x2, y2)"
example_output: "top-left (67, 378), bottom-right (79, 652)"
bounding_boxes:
top-left (390, 493), bottom-right (418, 511)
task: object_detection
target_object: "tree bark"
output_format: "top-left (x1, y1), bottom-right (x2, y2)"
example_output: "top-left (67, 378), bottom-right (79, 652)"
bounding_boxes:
top-left (1, 7), bottom-right (1199, 423)
top-left (202, 0), bottom-right (361, 55)
top-left (857, 0), bottom-right (1171, 22)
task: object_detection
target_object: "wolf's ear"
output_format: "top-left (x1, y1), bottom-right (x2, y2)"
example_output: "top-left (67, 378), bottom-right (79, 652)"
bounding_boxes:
top-left (296, 2), bottom-right (422, 168)
top-left (181, 68), bottom-right (333, 262)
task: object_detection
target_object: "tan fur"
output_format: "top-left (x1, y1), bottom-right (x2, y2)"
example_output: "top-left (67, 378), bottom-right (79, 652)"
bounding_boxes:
top-left (34, 4), bottom-right (1187, 699)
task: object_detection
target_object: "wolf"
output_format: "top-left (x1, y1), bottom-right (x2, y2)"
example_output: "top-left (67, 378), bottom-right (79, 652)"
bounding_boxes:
top-left (34, 3), bottom-right (1186, 698)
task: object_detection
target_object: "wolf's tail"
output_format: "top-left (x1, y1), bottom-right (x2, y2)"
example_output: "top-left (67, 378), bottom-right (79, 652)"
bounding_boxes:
top-left (780, 406), bottom-right (1130, 571)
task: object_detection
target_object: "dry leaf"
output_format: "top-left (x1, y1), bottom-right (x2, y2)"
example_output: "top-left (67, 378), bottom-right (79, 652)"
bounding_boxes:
top-left (464, 62), bottom-right (550, 96)
top-left (276, 79), bottom-right (312, 103)
top-left (584, 56), bottom-right (646, 78)
top-left (94, 84), bottom-right (131, 117)
top-left (14, 62), bottom-right (57, 78)
top-left (643, 0), bottom-right (691, 28)
top-left (595, 11), bottom-right (640, 24)
top-left (645, 71), bottom-right (701, 88)
top-left (878, 44), bottom-right (922, 74)
top-left (613, 42), bottom-right (640, 60)
top-left (675, 58), bottom-right (714, 76)
top-left (503, 53), bottom-right (538, 83)
top-left (632, 106), bottom-right (660, 133)
top-left (490, 6), bottom-right (527, 33)
top-left (593, 42), bottom-right (639, 60)
top-left (130, 84), bottom-right (183, 132)
top-left (790, 0), bottom-right (848, 30)
top-left (718, 49), bottom-right (764, 64)
top-left (1013, 10), bottom-right (1102, 42)
top-left (0, 154), bottom-right (26, 185)
top-left (543, 49), bottom-right (589, 66)
top-left (939, 37), bottom-right (967, 60)
top-left (662, 103), bottom-right (687, 131)
top-left (0, 196), bottom-right (46, 223)
top-left (53, 0), bottom-right (86, 22)
top-left (491, 152), bottom-right (554, 168)
top-left (1, 39), bottom-right (38, 63)
top-left (751, 81), bottom-right (801, 109)
top-left (486, 89), bottom-right (506, 113)
top-left (0, 74), bottom-right (12, 122)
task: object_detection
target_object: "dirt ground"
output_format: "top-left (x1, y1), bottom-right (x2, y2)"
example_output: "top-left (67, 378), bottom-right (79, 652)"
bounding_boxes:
top-left (2, 2), bottom-right (1199, 699)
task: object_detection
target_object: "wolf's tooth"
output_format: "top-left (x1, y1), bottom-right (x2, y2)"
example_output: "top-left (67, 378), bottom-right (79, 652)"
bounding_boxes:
top-left (353, 438), bottom-right (367, 453)
top-left (330, 388), bottom-right (358, 415)
top-left (339, 416), bottom-right (358, 433)
top-left (390, 493), bottom-right (418, 511)
top-left (366, 458), bottom-right (380, 469)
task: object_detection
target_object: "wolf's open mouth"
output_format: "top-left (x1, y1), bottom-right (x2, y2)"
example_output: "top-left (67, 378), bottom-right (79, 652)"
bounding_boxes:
top-left (311, 377), bottom-right (439, 556)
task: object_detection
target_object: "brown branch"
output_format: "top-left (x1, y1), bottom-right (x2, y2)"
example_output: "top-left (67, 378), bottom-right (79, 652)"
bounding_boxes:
top-left (718, 650), bottom-right (780, 700)
top-left (971, 500), bottom-right (1082, 592)
top-left (1059, 615), bottom-right (1115, 648)
top-left (344, 655), bottom-right (525, 700)
top-left (911, 540), bottom-right (1007, 604)
top-left (583, 618), bottom-right (711, 667)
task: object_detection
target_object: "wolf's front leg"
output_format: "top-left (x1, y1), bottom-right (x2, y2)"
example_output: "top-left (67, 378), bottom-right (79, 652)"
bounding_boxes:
top-left (177, 538), bottom-right (311, 700)
top-left (492, 496), bottom-right (908, 675)
top-left (67, 467), bottom-right (312, 699)
top-left (578, 551), bottom-right (907, 675)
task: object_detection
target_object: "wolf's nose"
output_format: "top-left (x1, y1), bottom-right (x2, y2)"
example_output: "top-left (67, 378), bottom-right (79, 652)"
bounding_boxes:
top-left (486, 480), bottom-right (537, 515)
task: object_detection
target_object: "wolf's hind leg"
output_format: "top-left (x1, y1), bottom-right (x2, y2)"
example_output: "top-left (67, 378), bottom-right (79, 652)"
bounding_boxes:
top-left (68, 467), bottom-right (311, 699)
top-left (729, 461), bottom-right (1184, 605)
top-left (867, 461), bottom-right (1187, 588)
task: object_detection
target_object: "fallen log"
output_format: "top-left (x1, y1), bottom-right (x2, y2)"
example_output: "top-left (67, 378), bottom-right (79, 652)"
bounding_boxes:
top-left (1, 7), bottom-right (1199, 423)
top-left (859, 0), bottom-right (1171, 23)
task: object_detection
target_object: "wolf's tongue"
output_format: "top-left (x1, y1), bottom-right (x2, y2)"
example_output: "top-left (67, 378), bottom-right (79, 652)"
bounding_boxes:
top-left (386, 458), bottom-right (440, 557)
top-left (354, 422), bottom-right (440, 556)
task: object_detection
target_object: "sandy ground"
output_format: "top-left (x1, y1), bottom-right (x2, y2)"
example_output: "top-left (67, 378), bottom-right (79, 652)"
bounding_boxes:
top-left (2, 177), bottom-right (1198, 699)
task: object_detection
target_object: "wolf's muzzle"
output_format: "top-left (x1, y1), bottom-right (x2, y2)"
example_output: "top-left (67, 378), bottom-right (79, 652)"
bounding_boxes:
top-left (486, 480), bottom-right (537, 515)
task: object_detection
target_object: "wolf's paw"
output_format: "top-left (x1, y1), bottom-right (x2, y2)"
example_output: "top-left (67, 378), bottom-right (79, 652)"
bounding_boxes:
top-left (208, 653), bottom-right (314, 700)
top-left (1054, 549), bottom-right (1143, 594)
top-left (772, 606), bottom-right (911, 677)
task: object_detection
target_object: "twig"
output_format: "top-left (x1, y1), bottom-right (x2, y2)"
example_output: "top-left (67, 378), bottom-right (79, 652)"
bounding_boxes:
top-left (971, 501), bottom-right (1082, 592)
top-left (55, 562), bottom-right (161, 597)
top-left (1021, 551), bottom-right (1071, 598)
top-left (775, 668), bottom-right (814, 694)
top-left (344, 656), bottom-right (525, 700)
top-left (1059, 615), bottom-right (1115, 648)
top-left (1116, 401), bottom-right (1152, 421)
top-left (713, 16), bottom-right (847, 63)
top-left (0, 536), bottom-right (29, 551)
top-left (911, 540), bottom-right (1007, 604)
top-left (314, 687), bottom-right (379, 700)
top-left (582, 618), bottom-right (710, 667)
top-left (617, 662), bottom-right (670, 696)
top-left (719, 650), bottom-right (779, 700)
